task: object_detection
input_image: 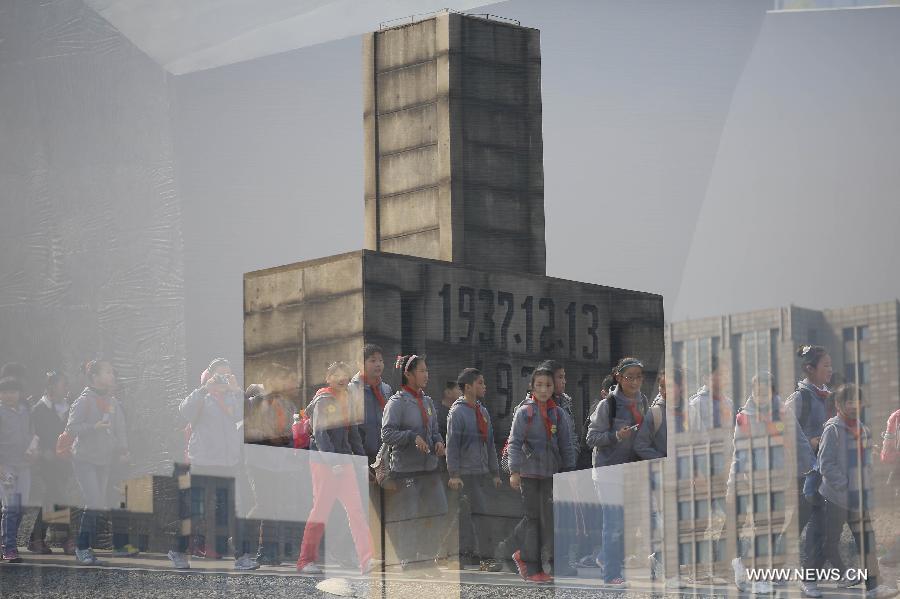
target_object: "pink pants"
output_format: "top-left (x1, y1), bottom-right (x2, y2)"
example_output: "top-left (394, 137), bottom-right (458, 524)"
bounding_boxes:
top-left (297, 461), bottom-right (373, 570)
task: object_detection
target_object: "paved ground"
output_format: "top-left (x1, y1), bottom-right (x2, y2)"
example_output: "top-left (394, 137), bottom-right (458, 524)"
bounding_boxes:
top-left (1, 550), bottom-right (898, 598)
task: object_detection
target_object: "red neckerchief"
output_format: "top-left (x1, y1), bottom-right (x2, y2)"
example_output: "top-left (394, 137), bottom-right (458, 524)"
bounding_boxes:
top-left (814, 386), bottom-right (831, 400)
top-left (463, 400), bottom-right (488, 443)
top-left (624, 397), bottom-right (644, 426)
top-left (403, 385), bottom-right (429, 428)
top-left (363, 375), bottom-right (386, 409)
top-left (537, 397), bottom-right (558, 440)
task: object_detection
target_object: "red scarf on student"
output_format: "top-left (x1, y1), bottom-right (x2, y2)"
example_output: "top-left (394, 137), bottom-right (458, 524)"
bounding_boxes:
top-left (537, 397), bottom-right (559, 440)
top-left (841, 413), bottom-right (863, 447)
top-left (92, 388), bottom-right (112, 414)
top-left (317, 386), bottom-right (350, 431)
top-left (625, 399), bottom-right (644, 426)
top-left (363, 375), bottom-right (387, 409)
top-left (403, 385), bottom-right (429, 428)
top-left (464, 401), bottom-right (488, 443)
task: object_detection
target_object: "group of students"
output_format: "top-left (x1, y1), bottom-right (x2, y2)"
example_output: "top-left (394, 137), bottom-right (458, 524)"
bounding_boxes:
top-left (284, 346), bottom-right (666, 586)
top-left (716, 345), bottom-right (900, 599)
top-left (0, 360), bottom-right (136, 566)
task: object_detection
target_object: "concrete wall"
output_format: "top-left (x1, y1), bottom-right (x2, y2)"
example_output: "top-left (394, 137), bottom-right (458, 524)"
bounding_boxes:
top-left (363, 14), bottom-right (546, 275)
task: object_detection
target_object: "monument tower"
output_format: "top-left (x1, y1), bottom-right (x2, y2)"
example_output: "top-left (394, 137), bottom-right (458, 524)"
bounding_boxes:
top-left (244, 10), bottom-right (664, 566)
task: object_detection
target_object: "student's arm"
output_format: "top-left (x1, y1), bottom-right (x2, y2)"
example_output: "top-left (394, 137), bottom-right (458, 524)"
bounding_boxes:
top-left (634, 410), bottom-right (664, 460)
top-left (349, 424), bottom-right (366, 457)
top-left (557, 406), bottom-right (576, 470)
top-left (506, 408), bottom-right (526, 474)
top-left (586, 399), bottom-right (616, 448)
top-left (446, 406), bottom-right (462, 477)
top-left (178, 387), bottom-right (206, 425)
top-left (487, 410), bottom-right (500, 476)
top-left (429, 398), bottom-right (444, 448)
top-left (114, 399), bottom-right (128, 451)
top-left (65, 397), bottom-right (95, 436)
top-left (381, 400), bottom-right (414, 447)
top-left (312, 399), bottom-right (337, 454)
top-left (818, 424), bottom-right (848, 493)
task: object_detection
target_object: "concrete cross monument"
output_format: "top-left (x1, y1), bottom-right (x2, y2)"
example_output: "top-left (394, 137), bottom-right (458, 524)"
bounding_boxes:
top-left (244, 10), bottom-right (664, 571)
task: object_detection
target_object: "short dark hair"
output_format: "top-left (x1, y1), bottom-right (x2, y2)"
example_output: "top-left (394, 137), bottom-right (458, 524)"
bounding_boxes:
top-left (457, 368), bottom-right (483, 391)
top-left (600, 374), bottom-right (616, 392)
top-left (363, 344), bottom-right (383, 361)
top-left (833, 383), bottom-right (860, 410)
top-left (395, 354), bottom-right (425, 386)
top-left (208, 357), bottom-right (231, 373)
top-left (538, 360), bottom-right (564, 374)
top-left (0, 376), bottom-right (24, 394)
top-left (797, 345), bottom-right (828, 372)
top-left (530, 367), bottom-right (555, 389)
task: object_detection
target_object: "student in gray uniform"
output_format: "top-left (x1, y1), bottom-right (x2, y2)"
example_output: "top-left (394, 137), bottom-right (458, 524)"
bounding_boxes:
top-left (586, 357), bottom-right (649, 588)
top-left (0, 376), bottom-right (39, 563)
top-left (801, 385), bottom-right (899, 599)
top-left (504, 367), bottom-right (576, 583)
top-left (348, 344), bottom-right (392, 464)
top-left (443, 368), bottom-right (501, 567)
top-left (66, 360), bottom-right (129, 566)
top-left (381, 354), bottom-right (447, 575)
top-left (634, 368), bottom-right (669, 460)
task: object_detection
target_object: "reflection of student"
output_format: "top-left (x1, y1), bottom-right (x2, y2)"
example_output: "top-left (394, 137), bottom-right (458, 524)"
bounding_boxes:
top-left (437, 381), bottom-right (460, 443)
top-left (587, 357), bottom-right (648, 588)
top-left (66, 360), bottom-right (130, 566)
top-left (505, 367), bottom-right (576, 583)
top-left (177, 358), bottom-right (257, 571)
top-left (587, 357), bottom-right (648, 468)
top-left (443, 368), bottom-right (501, 568)
top-left (29, 371), bottom-right (74, 555)
top-left (296, 362), bottom-right (374, 575)
top-left (687, 357), bottom-right (733, 432)
top-left (880, 407), bottom-right (900, 567)
top-left (0, 376), bottom-right (38, 564)
top-left (634, 369), bottom-right (670, 460)
top-left (801, 385), bottom-right (899, 599)
top-left (381, 355), bottom-right (447, 575)
top-left (349, 344), bottom-right (392, 463)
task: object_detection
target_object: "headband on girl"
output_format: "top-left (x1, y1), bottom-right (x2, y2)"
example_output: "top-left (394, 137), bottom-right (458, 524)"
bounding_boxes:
top-left (395, 354), bottom-right (419, 372)
top-left (615, 358), bottom-right (644, 373)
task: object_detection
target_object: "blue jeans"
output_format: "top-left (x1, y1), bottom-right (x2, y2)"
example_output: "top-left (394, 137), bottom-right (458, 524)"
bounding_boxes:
top-left (600, 503), bottom-right (624, 582)
top-left (0, 465), bottom-right (31, 552)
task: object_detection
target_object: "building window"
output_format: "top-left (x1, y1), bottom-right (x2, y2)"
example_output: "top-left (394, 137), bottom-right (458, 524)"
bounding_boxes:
top-left (649, 469), bottom-right (660, 491)
top-left (843, 327), bottom-right (855, 342)
top-left (752, 448), bottom-right (767, 472)
top-left (845, 362), bottom-right (870, 385)
top-left (678, 501), bottom-right (692, 521)
top-left (695, 499), bottom-right (709, 521)
top-left (215, 488), bottom-right (229, 526)
top-left (679, 542), bottom-right (692, 566)
top-left (190, 487), bottom-right (205, 517)
top-left (770, 446), bottom-right (785, 471)
top-left (771, 491), bottom-right (785, 513)
top-left (712, 496), bottom-right (726, 516)
top-left (677, 456), bottom-right (691, 480)
top-left (711, 452), bottom-right (725, 476)
top-left (737, 495), bottom-right (751, 515)
top-left (735, 449), bottom-right (750, 473)
top-left (714, 539), bottom-right (726, 563)
top-left (694, 454), bottom-right (708, 478)
top-left (754, 492), bottom-right (769, 514)
top-left (858, 325), bottom-right (870, 340)
top-left (772, 534), bottom-right (785, 556)
top-left (696, 540), bottom-right (711, 564)
top-left (755, 534), bottom-right (770, 557)
top-left (738, 537), bottom-right (752, 559)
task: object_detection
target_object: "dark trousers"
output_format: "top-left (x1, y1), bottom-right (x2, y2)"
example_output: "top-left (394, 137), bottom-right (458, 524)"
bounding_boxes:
top-left (506, 477), bottom-right (554, 571)
top-left (813, 500), bottom-right (880, 591)
top-left (384, 471), bottom-right (448, 565)
top-left (439, 474), bottom-right (490, 558)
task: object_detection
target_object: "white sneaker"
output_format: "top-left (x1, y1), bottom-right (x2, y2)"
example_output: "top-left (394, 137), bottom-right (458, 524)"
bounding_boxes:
top-left (800, 581), bottom-right (823, 598)
top-left (167, 550), bottom-right (191, 569)
top-left (866, 585), bottom-right (900, 599)
top-left (298, 562), bottom-right (323, 574)
top-left (74, 548), bottom-right (104, 566)
top-left (751, 580), bottom-right (774, 594)
top-left (233, 554), bottom-right (259, 571)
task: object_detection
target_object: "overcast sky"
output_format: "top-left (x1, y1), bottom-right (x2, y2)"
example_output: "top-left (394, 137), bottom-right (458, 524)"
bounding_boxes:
top-left (180, 0), bottom-right (900, 326)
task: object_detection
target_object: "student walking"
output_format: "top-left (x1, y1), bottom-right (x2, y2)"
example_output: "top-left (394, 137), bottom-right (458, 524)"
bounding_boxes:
top-left (0, 376), bottom-right (39, 563)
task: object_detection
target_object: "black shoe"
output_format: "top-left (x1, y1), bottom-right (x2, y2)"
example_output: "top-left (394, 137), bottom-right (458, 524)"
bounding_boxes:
top-left (255, 549), bottom-right (281, 566)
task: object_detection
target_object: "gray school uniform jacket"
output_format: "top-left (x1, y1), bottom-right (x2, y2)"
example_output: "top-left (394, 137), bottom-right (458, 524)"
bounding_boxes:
top-left (784, 381), bottom-right (830, 444)
top-left (381, 387), bottom-right (443, 474)
top-left (0, 402), bottom-right (33, 467)
top-left (633, 394), bottom-right (666, 460)
top-left (179, 386), bottom-right (243, 468)
top-left (446, 397), bottom-right (499, 477)
top-left (348, 373), bottom-right (392, 459)
top-left (309, 388), bottom-right (366, 465)
top-left (818, 415), bottom-right (874, 512)
top-left (66, 387), bottom-right (128, 467)
top-left (587, 385), bottom-right (647, 468)
top-left (507, 397), bottom-right (576, 479)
